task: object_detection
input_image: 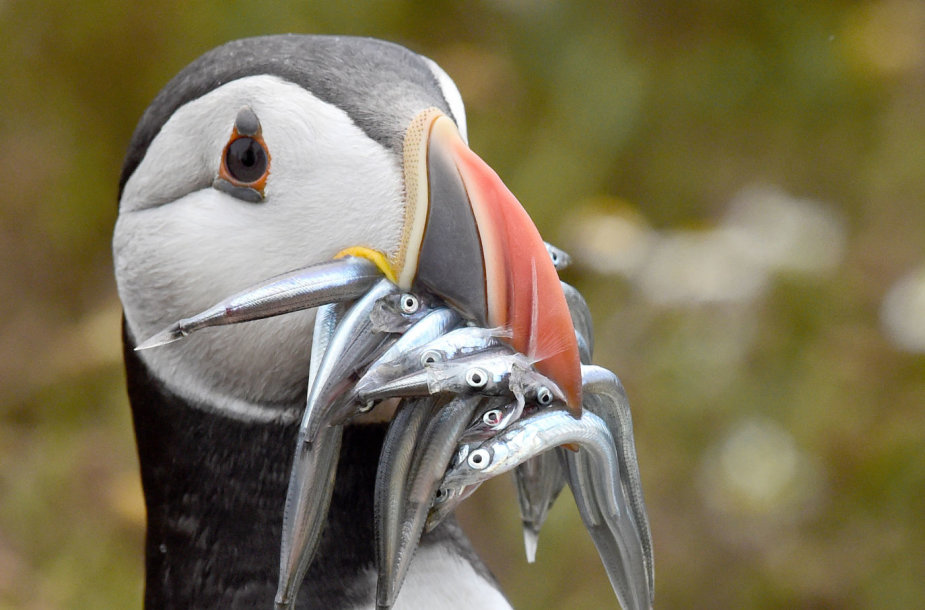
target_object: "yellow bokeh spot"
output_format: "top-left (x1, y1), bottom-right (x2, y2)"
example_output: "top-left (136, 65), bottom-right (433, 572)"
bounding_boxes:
top-left (841, 0), bottom-right (925, 76)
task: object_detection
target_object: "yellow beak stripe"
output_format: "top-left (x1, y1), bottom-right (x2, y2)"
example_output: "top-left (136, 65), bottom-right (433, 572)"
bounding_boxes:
top-left (334, 247), bottom-right (397, 284)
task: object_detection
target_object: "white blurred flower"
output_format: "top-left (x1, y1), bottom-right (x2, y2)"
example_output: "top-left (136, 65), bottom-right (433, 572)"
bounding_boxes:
top-left (566, 208), bottom-right (656, 276)
top-left (567, 185), bottom-right (846, 308)
top-left (722, 185), bottom-right (847, 275)
top-left (698, 417), bottom-right (824, 524)
top-left (637, 229), bottom-right (768, 306)
top-left (881, 266), bottom-right (925, 352)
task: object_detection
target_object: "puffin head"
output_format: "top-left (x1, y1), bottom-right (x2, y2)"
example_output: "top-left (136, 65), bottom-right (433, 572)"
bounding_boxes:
top-left (114, 35), bottom-right (580, 422)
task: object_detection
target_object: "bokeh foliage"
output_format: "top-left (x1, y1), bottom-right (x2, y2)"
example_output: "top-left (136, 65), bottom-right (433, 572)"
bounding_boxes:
top-left (2, 1), bottom-right (924, 608)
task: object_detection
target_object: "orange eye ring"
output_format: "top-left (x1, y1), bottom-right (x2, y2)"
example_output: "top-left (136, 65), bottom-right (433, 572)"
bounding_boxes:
top-left (214, 107), bottom-right (271, 202)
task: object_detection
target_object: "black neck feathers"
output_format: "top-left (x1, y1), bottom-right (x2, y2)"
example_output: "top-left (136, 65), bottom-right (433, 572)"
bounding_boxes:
top-left (122, 322), bottom-right (490, 608)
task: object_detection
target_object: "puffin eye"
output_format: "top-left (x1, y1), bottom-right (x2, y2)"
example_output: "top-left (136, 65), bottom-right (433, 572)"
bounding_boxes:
top-left (214, 106), bottom-right (271, 203)
top-left (465, 367), bottom-right (488, 389)
top-left (467, 448), bottom-right (491, 470)
top-left (400, 293), bottom-right (420, 314)
top-left (224, 137), bottom-right (268, 184)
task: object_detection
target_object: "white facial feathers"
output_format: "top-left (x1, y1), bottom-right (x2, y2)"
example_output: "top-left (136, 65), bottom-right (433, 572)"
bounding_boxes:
top-left (115, 75), bottom-right (406, 421)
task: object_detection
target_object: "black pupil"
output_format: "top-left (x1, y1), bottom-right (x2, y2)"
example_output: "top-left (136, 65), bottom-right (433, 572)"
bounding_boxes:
top-left (226, 137), bottom-right (266, 184)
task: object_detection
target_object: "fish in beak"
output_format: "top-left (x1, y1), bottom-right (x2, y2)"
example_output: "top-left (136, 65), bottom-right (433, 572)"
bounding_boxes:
top-left (393, 108), bottom-right (582, 414)
top-left (134, 108), bottom-right (582, 414)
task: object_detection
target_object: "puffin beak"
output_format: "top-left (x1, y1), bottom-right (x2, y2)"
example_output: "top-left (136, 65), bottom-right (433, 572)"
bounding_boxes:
top-left (393, 109), bottom-right (582, 413)
top-left (134, 107), bottom-right (582, 412)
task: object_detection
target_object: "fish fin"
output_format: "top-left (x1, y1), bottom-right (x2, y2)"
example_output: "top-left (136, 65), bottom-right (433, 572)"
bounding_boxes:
top-left (487, 325), bottom-right (514, 340)
top-left (526, 323), bottom-right (574, 367)
top-left (523, 526), bottom-right (539, 563)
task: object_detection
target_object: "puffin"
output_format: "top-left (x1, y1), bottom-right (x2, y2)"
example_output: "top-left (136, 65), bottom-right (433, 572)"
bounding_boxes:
top-left (113, 35), bottom-right (582, 609)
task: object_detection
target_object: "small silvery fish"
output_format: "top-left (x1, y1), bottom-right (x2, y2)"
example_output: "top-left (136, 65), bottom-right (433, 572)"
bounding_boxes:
top-left (300, 279), bottom-right (399, 444)
top-left (441, 408), bottom-right (650, 610)
top-left (136, 256), bottom-right (381, 349)
top-left (276, 302), bottom-right (347, 610)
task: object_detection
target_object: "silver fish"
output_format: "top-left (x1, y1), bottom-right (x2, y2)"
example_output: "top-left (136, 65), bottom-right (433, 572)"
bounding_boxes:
top-left (342, 307), bottom-right (463, 419)
top-left (513, 450), bottom-right (565, 563)
top-left (424, 442), bottom-right (479, 532)
top-left (357, 347), bottom-right (519, 403)
top-left (560, 447), bottom-right (650, 610)
top-left (136, 256), bottom-right (381, 349)
top-left (545, 241), bottom-right (572, 271)
top-left (300, 279), bottom-right (399, 444)
top-left (424, 478), bottom-right (481, 533)
top-left (581, 364), bottom-right (654, 602)
top-left (449, 399), bottom-right (553, 556)
top-left (375, 397), bottom-right (439, 610)
top-left (508, 360), bottom-right (567, 413)
top-left (378, 394), bottom-right (483, 609)
top-left (426, 397), bottom-right (526, 529)
top-left (365, 349), bottom-right (567, 416)
top-left (509, 280), bottom-right (592, 562)
top-left (275, 302), bottom-right (346, 610)
top-left (459, 397), bottom-right (521, 444)
top-left (560, 444), bottom-right (603, 527)
top-left (368, 290), bottom-right (440, 333)
top-left (439, 409), bottom-right (604, 490)
top-left (439, 408), bottom-right (650, 609)
top-left (368, 308), bottom-right (463, 374)
top-left (357, 325), bottom-right (512, 391)
top-left (562, 281), bottom-right (594, 363)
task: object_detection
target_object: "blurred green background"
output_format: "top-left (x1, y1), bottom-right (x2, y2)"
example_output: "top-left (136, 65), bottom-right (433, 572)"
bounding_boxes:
top-left (2, 1), bottom-right (924, 608)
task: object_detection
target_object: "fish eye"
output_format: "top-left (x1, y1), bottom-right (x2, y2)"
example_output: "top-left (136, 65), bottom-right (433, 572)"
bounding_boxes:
top-left (420, 349), bottom-right (442, 366)
top-left (433, 488), bottom-right (451, 504)
top-left (536, 386), bottom-right (553, 405)
top-left (467, 448), bottom-right (491, 470)
top-left (399, 293), bottom-right (420, 314)
top-left (465, 367), bottom-right (488, 389)
top-left (482, 409), bottom-right (503, 426)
